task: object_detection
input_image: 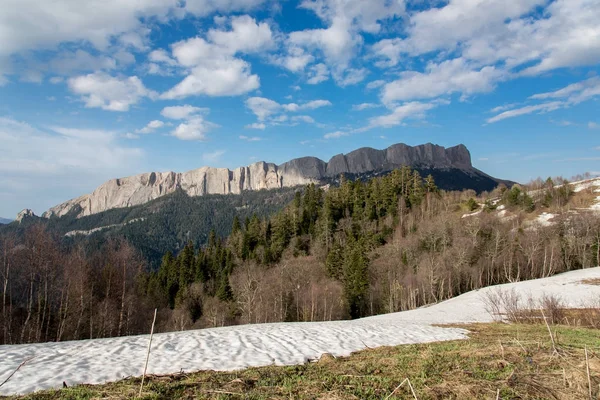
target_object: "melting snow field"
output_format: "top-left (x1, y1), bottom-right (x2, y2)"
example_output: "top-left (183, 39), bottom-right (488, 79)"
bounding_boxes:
top-left (1, 267), bottom-right (600, 395)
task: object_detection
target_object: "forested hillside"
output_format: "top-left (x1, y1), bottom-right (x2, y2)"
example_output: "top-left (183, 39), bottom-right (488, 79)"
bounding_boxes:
top-left (2, 188), bottom-right (298, 268)
top-left (1, 169), bottom-right (598, 345)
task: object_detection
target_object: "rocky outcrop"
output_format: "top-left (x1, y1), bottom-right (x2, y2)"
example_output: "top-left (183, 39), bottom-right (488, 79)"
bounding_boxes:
top-left (16, 209), bottom-right (36, 222)
top-left (43, 143), bottom-right (476, 218)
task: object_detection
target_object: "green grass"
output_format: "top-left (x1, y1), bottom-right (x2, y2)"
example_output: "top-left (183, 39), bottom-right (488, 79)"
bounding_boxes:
top-left (3, 323), bottom-right (599, 399)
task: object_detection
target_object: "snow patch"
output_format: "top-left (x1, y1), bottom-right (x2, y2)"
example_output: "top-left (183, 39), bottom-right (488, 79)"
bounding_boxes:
top-left (462, 209), bottom-right (482, 218)
top-left (1, 268), bottom-right (600, 395)
top-left (535, 212), bottom-right (556, 226)
top-left (572, 177), bottom-right (600, 193)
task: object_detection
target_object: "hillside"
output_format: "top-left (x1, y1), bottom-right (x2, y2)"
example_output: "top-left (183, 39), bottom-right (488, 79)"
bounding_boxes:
top-left (0, 218), bottom-right (11, 225)
top-left (0, 188), bottom-right (299, 267)
top-left (1, 168), bottom-right (599, 350)
top-left (1, 268), bottom-right (599, 396)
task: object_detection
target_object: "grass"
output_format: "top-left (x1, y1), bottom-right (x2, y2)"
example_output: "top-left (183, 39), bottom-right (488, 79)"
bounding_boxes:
top-left (2, 323), bottom-right (599, 400)
top-left (582, 278), bottom-right (600, 286)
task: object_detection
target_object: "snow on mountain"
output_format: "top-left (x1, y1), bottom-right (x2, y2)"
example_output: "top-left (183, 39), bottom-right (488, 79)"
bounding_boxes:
top-left (1, 267), bottom-right (599, 395)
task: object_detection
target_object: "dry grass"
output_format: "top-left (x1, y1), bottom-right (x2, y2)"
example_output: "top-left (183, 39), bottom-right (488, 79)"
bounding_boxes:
top-left (582, 278), bottom-right (600, 286)
top-left (2, 323), bottom-right (599, 400)
top-left (570, 189), bottom-right (599, 209)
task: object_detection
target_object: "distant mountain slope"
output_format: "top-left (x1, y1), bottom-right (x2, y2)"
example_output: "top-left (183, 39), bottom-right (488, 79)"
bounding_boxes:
top-left (2, 188), bottom-right (299, 267)
top-left (0, 218), bottom-right (11, 224)
top-left (42, 143), bottom-right (512, 219)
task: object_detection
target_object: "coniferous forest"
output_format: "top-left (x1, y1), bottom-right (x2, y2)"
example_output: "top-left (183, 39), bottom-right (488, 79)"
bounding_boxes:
top-left (1, 168), bottom-right (599, 345)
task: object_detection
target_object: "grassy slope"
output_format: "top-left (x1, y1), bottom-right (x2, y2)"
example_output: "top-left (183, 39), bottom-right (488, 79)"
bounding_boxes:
top-left (5, 323), bottom-right (598, 400)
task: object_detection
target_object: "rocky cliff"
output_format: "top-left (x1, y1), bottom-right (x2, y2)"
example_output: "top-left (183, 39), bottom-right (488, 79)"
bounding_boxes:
top-left (43, 143), bottom-right (480, 218)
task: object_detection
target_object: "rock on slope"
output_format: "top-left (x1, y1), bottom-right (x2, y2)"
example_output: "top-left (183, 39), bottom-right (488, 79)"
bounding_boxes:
top-left (43, 143), bottom-right (500, 218)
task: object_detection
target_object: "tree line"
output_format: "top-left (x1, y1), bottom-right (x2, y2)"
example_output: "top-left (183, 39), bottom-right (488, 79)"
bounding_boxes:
top-left (1, 170), bottom-right (599, 344)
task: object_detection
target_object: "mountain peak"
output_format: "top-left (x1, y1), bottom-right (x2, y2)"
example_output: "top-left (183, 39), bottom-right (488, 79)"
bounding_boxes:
top-left (42, 142), bottom-right (489, 219)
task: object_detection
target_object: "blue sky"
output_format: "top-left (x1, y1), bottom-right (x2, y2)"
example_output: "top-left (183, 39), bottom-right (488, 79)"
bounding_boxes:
top-left (1, 0), bottom-right (600, 218)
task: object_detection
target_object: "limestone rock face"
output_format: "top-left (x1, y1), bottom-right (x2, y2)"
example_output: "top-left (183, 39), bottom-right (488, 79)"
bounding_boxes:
top-left (43, 143), bottom-right (474, 218)
top-left (16, 209), bottom-right (36, 222)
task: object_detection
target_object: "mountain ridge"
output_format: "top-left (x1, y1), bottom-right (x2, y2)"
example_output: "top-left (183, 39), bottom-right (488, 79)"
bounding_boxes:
top-left (42, 142), bottom-right (507, 219)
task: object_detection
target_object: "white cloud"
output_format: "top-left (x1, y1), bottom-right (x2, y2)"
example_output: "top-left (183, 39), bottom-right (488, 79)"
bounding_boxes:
top-left (48, 50), bottom-right (118, 75)
top-left (368, 101), bottom-right (437, 128)
top-left (487, 102), bottom-right (564, 124)
top-left (366, 79), bottom-right (385, 90)
top-left (374, 0), bottom-right (544, 63)
top-left (245, 122), bottom-right (267, 130)
top-left (161, 16), bottom-right (271, 99)
top-left (202, 149), bottom-right (226, 163)
top-left (0, 117), bottom-right (144, 216)
top-left (136, 119), bottom-right (164, 134)
top-left (0, 0), bottom-right (269, 61)
top-left (302, 99), bottom-right (332, 109)
top-left (184, 0), bottom-right (267, 16)
top-left (245, 97), bottom-right (282, 120)
top-left (336, 67), bottom-right (368, 87)
top-left (588, 122), bottom-right (600, 130)
top-left (352, 103), bottom-right (380, 111)
top-left (291, 115), bottom-right (315, 124)
top-left (271, 46), bottom-right (315, 73)
top-left (68, 72), bottom-right (157, 111)
top-left (530, 77), bottom-right (600, 104)
top-left (239, 135), bottom-right (262, 141)
top-left (206, 15), bottom-right (273, 54)
top-left (161, 59), bottom-right (260, 99)
top-left (489, 103), bottom-right (519, 113)
top-left (0, 0), bottom-right (174, 56)
top-left (370, 0), bottom-right (600, 110)
top-left (171, 117), bottom-right (218, 141)
top-left (280, 0), bottom-right (404, 85)
top-left (323, 130), bottom-right (349, 139)
top-left (245, 97), bottom-right (332, 122)
top-left (161, 105), bottom-right (208, 119)
top-left (306, 63), bottom-right (329, 84)
top-left (488, 77), bottom-right (600, 123)
top-left (123, 132), bottom-right (140, 139)
top-left (382, 58), bottom-right (505, 104)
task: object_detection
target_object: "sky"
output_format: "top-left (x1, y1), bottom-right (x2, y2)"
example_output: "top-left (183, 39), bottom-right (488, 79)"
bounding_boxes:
top-left (1, 0), bottom-right (600, 218)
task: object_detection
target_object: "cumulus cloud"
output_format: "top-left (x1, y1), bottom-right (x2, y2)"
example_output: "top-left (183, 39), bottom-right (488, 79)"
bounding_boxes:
top-left (368, 102), bottom-right (437, 128)
top-left (171, 117), bottom-right (218, 141)
top-left (245, 97), bottom-right (332, 125)
top-left (352, 103), bottom-right (380, 111)
top-left (280, 0), bottom-right (404, 84)
top-left (0, 117), bottom-right (144, 216)
top-left (323, 131), bottom-right (349, 139)
top-left (306, 63), bottom-right (329, 84)
top-left (136, 120), bottom-right (164, 134)
top-left (68, 72), bottom-right (157, 111)
top-left (159, 105), bottom-right (218, 140)
top-left (382, 58), bottom-right (505, 104)
top-left (291, 115), bottom-right (315, 124)
top-left (373, 0), bottom-right (600, 80)
top-left (161, 105), bottom-right (208, 119)
top-left (161, 15), bottom-right (272, 99)
top-left (245, 122), bottom-right (267, 130)
top-left (239, 135), bottom-right (262, 141)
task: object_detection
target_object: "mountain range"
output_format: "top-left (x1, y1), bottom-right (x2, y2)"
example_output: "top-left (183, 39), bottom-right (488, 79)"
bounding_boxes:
top-left (42, 143), bottom-right (510, 219)
top-left (0, 218), bottom-right (11, 225)
top-left (5, 141), bottom-right (512, 267)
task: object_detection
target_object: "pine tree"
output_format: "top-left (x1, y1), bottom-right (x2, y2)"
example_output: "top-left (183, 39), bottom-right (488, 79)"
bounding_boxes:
top-left (343, 238), bottom-right (370, 319)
